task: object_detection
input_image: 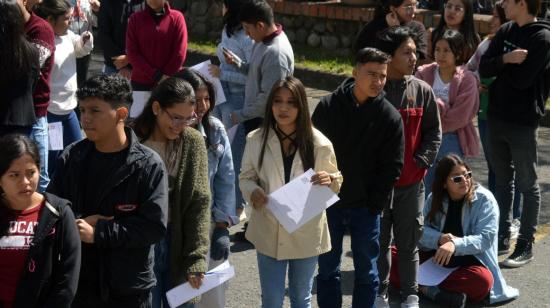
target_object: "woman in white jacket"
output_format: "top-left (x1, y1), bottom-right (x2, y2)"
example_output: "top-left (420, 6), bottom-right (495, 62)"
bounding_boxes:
top-left (35, 0), bottom-right (93, 175)
top-left (239, 76), bottom-right (342, 308)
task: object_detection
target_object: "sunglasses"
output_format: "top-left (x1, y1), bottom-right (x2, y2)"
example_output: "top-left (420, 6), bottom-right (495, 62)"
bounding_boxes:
top-left (450, 171), bottom-right (472, 183)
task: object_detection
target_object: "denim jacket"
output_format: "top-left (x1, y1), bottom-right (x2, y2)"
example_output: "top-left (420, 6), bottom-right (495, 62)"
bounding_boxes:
top-left (421, 184), bottom-right (519, 303)
top-left (198, 116), bottom-right (238, 226)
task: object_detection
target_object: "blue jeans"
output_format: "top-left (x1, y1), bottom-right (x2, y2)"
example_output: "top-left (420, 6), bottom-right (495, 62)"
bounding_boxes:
top-left (103, 64), bottom-right (118, 75)
top-left (47, 111), bottom-right (83, 176)
top-left (317, 206), bottom-right (381, 308)
top-left (212, 81), bottom-right (247, 211)
top-left (488, 117), bottom-right (540, 240)
top-left (152, 232), bottom-right (195, 308)
top-left (478, 119), bottom-right (522, 218)
top-left (257, 252), bottom-right (318, 308)
top-left (29, 116), bottom-right (49, 192)
top-left (424, 132), bottom-right (463, 197)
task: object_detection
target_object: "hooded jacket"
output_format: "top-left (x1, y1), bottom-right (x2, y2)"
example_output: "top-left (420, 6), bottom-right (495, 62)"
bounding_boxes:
top-left (479, 20), bottom-right (550, 127)
top-left (384, 76), bottom-right (441, 187)
top-left (12, 193), bottom-right (81, 308)
top-left (312, 78), bottom-right (404, 214)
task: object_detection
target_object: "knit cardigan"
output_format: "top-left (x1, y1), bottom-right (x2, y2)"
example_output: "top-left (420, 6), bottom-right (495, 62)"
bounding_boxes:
top-left (168, 128), bottom-right (211, 290)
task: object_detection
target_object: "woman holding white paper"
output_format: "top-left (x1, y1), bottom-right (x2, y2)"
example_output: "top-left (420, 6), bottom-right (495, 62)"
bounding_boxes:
top-left (391, 154), bottom-right (518, 306)
top-left (239, 76), bottom-right (342, 308)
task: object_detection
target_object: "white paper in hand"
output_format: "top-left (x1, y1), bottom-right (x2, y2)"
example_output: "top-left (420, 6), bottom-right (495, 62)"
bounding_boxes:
top-left (166, 261), bottom-right (235, 308)
top-left (190, 60), bottom-right (226, 105)
top-left (267, 169), bottom-right (339, 234)
top-left (48, 122), bottom-right (63, 151)
top-left (130, 91), bottom-right (151, 118)
top-left (418, 257), bottom-right (459, 286)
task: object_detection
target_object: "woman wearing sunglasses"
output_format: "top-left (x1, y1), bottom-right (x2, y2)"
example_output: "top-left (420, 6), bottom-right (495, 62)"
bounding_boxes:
top-left (133, 77), bottom-right (211, 308)
top-left (391, 154), bottom-right (518, 307)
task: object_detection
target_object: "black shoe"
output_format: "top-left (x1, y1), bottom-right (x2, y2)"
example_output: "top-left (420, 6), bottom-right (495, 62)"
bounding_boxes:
top-left (498, 234), bottom-right (511, 255)
top-left (434, 290), bottom-right (467, 308)
top-left (501, 238), bottom-right (534, 268)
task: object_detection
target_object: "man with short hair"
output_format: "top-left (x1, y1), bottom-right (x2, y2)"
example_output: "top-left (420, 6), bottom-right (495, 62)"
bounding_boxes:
top-left (374, 27), bottom-right (441, 308)
top-left (226, 0), bottom-right (294, 133)
top-left (313, 48), bottom-right (405, 308)
top-left (479, 0), bottom-right (550, 267)
top-left (47, 74), bottom-right (168, 307)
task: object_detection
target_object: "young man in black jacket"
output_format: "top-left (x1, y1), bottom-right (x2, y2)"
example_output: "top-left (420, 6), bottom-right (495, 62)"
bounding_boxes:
top-left (47, 74), bottom-right (169, 306)
top-left (479, 0), bottom-right (550, 268)
top-left (313, 48), bottom-right (405, 308)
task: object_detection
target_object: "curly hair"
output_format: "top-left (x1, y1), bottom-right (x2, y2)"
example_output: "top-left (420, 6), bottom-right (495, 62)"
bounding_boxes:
top-left (77, 74), bottom-right (133, 108)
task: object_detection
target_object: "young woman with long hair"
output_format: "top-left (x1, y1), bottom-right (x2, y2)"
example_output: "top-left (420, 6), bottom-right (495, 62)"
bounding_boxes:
top-left (402, 155), bottom-right (518, 306)
top-left (133, 77), bottom-right (211, 308)
top-left (239, 76), bottom-right (342, 308)
top-left (0, 134), bottom-right (80, 307)
top-left (0, 1), bottom-right (40, 136)
top-left (416, 29), bottom-right (480, 194)
top-left (427, 0), bottom-right (480, 61)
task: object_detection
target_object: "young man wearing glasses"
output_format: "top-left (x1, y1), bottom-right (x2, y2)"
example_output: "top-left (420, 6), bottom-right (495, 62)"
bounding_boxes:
top-left (313, 48), bottom-right (405, 308)
top-left (47, 74), bottom-right (169, 307)
top-left (479, 0), bottom-right (550, 268)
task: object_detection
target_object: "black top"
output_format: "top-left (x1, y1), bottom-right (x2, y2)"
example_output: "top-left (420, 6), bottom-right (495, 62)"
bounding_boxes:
top-left (283, 151), bottom-right (296, 184)
top-left (443, 198), bottom-right (481, 268)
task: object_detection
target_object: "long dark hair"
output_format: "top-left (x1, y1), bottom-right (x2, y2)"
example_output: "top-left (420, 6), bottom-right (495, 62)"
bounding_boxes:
top-left (34, 0), bottom-right (71, 21)
top-left (0, 0), bottom-right (39, 84)
top-left (494, 0), bottom-right (508, 25)
top-left (258, 76), bottom-right (315, 172)
top-left (431, 0), bottom-right (480, 61)
top-left (173, 68), bottom-right (216, 147)
top-left (427, 154), bottom-right (475, 223)
top-left (374, 0), bottom-right (407, 19)
top-left (133, 77), bottom-right (196, 140)
top-left (223, 0), bottom-right (245, 37)
top-left (436, 29), bottom-right (466, 65)
top-left (0, 134), bottom-right (41, 236)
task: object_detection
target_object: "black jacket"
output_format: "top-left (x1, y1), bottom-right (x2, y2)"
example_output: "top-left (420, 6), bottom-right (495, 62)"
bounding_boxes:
top-left (479, 20), bottom-right (550, 127)
top-left (312, 78), bottom-right (405, 214)
top-left (47, 127), bottom-right (168, 298)
top-left (12, 193), bottom-right (81, 308)
top-left (98, 0), bottom-right (144, 67)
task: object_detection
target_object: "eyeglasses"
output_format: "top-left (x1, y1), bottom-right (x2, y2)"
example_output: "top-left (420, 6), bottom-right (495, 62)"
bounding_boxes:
top-left (162, 109), bottom-right (197, 126)
top-left (450, 171), bottom-right (472, 183)
top-left (444, 3), bottom-right (465, 12)
top-left (400, 2), bottom-right (418, 12)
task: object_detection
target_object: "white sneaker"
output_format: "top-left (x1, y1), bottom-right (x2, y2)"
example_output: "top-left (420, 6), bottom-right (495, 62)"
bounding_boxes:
top-left (510, 219), bottom-right (521, 240)
top-left (401, 295), bottom-right (420, 308)
top-left (375, 294), bottom-right (390, 308)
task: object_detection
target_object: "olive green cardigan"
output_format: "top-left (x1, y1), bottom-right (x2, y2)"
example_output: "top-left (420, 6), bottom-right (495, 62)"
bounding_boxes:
top-left (168, 128), bottom-right (211, 288)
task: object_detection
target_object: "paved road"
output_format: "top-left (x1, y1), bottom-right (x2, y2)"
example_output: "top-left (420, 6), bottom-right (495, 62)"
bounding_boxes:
top-left (88, 52), bottom-right (550, 307)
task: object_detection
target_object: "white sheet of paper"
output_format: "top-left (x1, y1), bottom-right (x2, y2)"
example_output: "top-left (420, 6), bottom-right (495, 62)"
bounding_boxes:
top-left (48, 122), bottom-right (63, 151)
top-left (418, 257), bottom-right (459, 286)
top-left (166, 261), bottom-right (235, 308)
top-left (190, 60), bottom-right (226, 105)
top-left (267, 169), bottom-right (339, 234)
top-left (130, 91), bottom-right (151, 118)
top-left (227, 124), bottom-right (239, 144)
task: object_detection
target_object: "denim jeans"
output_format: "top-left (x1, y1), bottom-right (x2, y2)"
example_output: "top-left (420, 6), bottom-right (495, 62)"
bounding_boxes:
top-left (488, 117), bottom-right (540, 240)
top-left (256, 252), bottom-right (318, 308)
top-left (47, 111), bottom-right (83, 175)
top-left (317, 206), bottom-right (381, 308)
top-left (212, 80), bottom-right (247, 211)
top-left (103, 64), bottom-right (118, 75)
top-left (424, 132), bottom-right (463, 197)
top-left (478, 118), bottom-right (522, 218)
top-left (29, 116), bottom-right (49, 192)
top-left (152, 232), bottom-right (195, 308)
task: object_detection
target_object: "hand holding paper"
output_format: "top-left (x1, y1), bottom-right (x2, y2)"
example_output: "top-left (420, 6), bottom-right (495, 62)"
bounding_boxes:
top-left (190, 60), bottom-right (226, 105)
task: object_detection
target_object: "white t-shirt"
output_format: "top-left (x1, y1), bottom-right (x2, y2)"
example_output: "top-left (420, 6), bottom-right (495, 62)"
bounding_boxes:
top-left (433, 68), bottom-right (450, 105)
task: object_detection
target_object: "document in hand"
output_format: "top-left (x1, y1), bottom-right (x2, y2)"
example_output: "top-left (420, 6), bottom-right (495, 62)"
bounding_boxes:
top-left (418, 257), bottom-right (458, 286)
top-left (190, 60), bottom-right (226, 105)
top-left (267, 169), bottom-right (339, 234)
top-left (165, 260), bottom-right (235, 308)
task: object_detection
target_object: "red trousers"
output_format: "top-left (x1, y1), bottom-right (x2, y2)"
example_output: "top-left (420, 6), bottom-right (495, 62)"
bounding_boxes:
top-left (389, 247), bottom-right (493, 303)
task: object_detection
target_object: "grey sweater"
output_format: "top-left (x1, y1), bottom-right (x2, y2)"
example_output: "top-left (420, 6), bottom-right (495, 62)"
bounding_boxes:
top-left (234, 28), bottom-right (294, 122)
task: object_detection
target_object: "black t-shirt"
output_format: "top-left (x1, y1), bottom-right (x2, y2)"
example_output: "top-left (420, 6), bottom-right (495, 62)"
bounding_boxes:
top-left (283, 151), bottom-right (296, 184)
top-left (79, 146), bottom-right (128, 288)
top-left (442, 198), bottom-right (481, 268)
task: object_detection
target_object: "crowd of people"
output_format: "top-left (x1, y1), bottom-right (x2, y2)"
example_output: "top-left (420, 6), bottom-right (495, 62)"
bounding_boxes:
top-left (1, 0), bottom-right (549, 307)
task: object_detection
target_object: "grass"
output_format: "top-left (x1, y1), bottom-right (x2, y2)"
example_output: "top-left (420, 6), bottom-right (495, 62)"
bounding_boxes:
top-left (188, 38), bottom-right (353, 76)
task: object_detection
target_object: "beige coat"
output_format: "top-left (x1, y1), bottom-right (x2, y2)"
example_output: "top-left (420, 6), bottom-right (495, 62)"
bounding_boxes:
top-left (240, 127), bottom-right (342, 260)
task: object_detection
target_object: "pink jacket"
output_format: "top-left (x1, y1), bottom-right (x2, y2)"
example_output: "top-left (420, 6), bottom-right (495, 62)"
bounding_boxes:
top-left (415, 63), bottom-right (480, 157)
